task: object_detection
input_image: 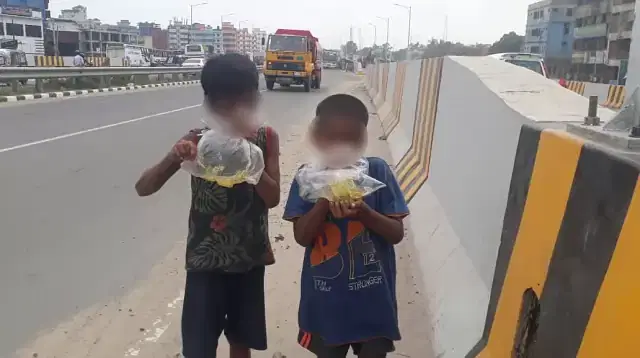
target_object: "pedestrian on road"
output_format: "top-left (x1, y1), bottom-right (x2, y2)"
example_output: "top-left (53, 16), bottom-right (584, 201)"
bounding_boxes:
top-left (283, 94), bottom-right (410, 358)
top-left (135, 53), bottom-right (281, 358)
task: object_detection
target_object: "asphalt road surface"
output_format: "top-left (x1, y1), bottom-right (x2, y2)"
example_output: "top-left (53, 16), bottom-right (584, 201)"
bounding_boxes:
top-left (0, 70), bottom-right (432, 358)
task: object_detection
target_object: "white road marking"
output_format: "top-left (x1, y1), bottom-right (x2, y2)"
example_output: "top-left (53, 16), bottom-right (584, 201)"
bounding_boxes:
top-left (124, 291), bottom-right (185, 357)
top-left (0, 104), bottom-right (201, 154)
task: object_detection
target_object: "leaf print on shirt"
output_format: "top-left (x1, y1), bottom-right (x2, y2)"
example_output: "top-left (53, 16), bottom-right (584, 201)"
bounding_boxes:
top-left (210, 215), bottom-right (227, 231)
top-left (188, 232), bottom-right (236, 269)
top-left (191, 177), bottom-right (228, 214)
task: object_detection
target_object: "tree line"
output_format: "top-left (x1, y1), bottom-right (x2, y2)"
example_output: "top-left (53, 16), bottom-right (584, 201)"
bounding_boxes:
top-left (342, 31), bottom-right (525, 61)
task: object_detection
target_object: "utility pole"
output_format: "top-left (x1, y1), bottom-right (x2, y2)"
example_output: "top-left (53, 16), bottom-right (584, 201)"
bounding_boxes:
top-left (188, 2), bottom-right (207, 44)
top-left (369, 23), bottom-right (377, 46)
top-left (394, 3), bottom-right (412, 61)
top-left (377, 16), bottom-right (390, 61)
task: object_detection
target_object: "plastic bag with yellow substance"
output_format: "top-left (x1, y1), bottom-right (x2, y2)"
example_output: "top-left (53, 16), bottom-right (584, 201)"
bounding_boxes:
top-left (181, 129), bottom-right (265, 187)
top-left (295, 158), bottom-right (386, 202)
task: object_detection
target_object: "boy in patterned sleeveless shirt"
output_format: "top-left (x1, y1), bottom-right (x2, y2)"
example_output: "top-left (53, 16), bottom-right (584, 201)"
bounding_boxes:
top-left (135, 54), bottom-right (281, 358)
top-left (283, 94), bottom-right (409, 358)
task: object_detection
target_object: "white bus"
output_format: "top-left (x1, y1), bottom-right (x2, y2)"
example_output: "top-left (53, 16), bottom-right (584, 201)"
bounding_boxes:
top-left (184, 44), bottom-right (214, 58)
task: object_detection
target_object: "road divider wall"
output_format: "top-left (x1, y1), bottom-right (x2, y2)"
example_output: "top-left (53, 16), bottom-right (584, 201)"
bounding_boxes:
top-left (365, 56), bottom-right (639, 357)
top-left (562, 80), bottom-right (628, 110)
top-left (32, 55), bottom-right (109, 67)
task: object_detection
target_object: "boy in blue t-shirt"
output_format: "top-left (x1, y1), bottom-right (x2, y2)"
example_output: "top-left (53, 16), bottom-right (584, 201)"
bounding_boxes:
top-left (283, 94), bottom-right (409, 358)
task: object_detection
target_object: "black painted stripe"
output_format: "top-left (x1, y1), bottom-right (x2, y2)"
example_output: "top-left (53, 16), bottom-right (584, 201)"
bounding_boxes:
top-left (48, 93), bottom-right (57, 97)
top-left (528, 142), bottom-right (640, 357)
top-left (16, 95), bottom-right (26, 101)
top-left (34, 94), bottom-right (42, 99)
top-left (466, 124), bottom-right (542, 357)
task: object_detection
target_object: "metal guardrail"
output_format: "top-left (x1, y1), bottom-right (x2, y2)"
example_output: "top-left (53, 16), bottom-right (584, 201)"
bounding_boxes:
top-left (0, 66), bottom-right (203, 96)
top-left (0, 66), bottom-right (201, 80)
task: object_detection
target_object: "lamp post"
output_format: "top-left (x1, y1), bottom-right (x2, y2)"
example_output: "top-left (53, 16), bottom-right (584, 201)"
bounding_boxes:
top-left (368, 22), bottom-right (377, 46)
top-left (377, 16), bottom-right (390, 61)
top-left (394, 3), bottom-right (412, 60)
top-left (189, 2), bottom-right (208, 44)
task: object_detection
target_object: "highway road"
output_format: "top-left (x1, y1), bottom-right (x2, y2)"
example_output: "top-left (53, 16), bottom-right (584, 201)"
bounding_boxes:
top-left (0, 70), bottom-right (430, 358)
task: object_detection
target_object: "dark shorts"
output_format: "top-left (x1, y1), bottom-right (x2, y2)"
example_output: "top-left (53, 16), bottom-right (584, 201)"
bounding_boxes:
top-left (181, 266), bottom-right (267, 358)
top-left (298, 330), bottom-right (395, 358)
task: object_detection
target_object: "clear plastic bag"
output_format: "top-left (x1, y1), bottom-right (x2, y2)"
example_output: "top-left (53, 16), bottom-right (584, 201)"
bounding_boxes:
top-left (181, 129), bottom-right (265, 188)
top-left (295, 158), bottom-right (386, 202)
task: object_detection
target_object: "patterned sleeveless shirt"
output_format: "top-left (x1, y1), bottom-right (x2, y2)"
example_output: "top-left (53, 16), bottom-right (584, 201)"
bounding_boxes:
top-left (186, 126), bottom-right (272, 272)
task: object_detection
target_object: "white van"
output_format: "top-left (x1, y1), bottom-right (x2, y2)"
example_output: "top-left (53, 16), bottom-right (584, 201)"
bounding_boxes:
top-left (490, 53), bottom-right (548, 78)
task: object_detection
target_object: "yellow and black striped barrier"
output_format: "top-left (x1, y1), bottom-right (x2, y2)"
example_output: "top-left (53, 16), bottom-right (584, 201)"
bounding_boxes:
top-left (395, 57), bottom-right (444, 203)
top-left (381, 62), bottom-right (407, 137)
top-left (467, 123), bottom-right (640, 357)
top-left (374, 63), bottom-right (390, 108)
top-left (566, 81), bottom-right (585, 96)
top-left (86, 56), bottom-right (108, 67)
top-left (34, 55), bottom-right (64, 67)
top-left (601, 85), bottom-right (625, 110)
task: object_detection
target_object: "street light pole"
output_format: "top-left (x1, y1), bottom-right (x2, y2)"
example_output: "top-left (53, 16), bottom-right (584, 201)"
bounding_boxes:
top-left (188, 2), bottom-right (207, 44)
top-left (394, 3), bottom-right (412, 60)
top-left (368, 22), bottom-right (377, 46)
top-left (377, 16), bottom-right (390, 60)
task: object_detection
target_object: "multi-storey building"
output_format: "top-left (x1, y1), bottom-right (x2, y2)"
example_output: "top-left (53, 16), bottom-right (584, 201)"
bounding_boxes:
top-left (0, 0), bottom-right (48, 55)
top-left (607, 0), bottom-right (635, 73)
top-left (221, 21), bottom-right (236, 53)
top-left (167, 19), bottom-right (222, 53)
top-left (190, 23), bottom-right (222, 53)
top-left (55, 5), bottom-right (140, 56)
top-left (524, 0), bottom-right (578, 75)
top-left (138, 21), bottom-right (167, 50)
top-left (167, 19), bottom-right (189, 51)
top-left (251, 27), bottom-right (267, 55)
top-left (236, 27), bottom-right (251, 54)
top-left (570, 0), bottom-right (634, 82)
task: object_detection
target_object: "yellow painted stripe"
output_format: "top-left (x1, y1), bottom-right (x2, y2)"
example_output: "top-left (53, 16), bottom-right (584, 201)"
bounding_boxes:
top-left (401, 60), bottom-right (441, 198)
top-left (477, 129), bottom-right (583, 358)
top-left (400, 59), bottom-right (440, 192)
top-left (383, 62), bottom-right (406, 134)
top-left (395, 60), bottom-right (430, 173)
top-left (397, 59), bottom-right (436, 181)
top-left (577, 178), bottom-right (640, 357)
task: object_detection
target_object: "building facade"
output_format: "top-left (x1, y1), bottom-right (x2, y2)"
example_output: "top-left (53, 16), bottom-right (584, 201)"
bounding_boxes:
top-left (252, 27), bottom-right (266, 55)
top-left (524, 0), bottom-right (577, 60)
top-left (221, 21), bottom-right (236, 53)
top-left (0, 1), bottom-right (47, 54)
top-left (167, 19), bottom-right (222, 53)
top-left (571, 0), bottom-right (634, 82)
top-left (236, 27), bottom-right (251, 54)
top-left (55, 6), bottom-right (140, 56)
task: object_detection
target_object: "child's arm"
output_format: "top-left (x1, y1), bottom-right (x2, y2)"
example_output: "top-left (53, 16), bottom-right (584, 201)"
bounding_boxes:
top-left (293, 199), bottom-right (330, 247)
top-left (334, 158), bottom-right (409, 245)
top-left (283, 178), bottom-right (326, 247)
top-left (254, 127), bottom-right (280, 208)
top-left (135, 130), bottom-right (199, 196)
top-left (357, 204), bottom-right (405, 245)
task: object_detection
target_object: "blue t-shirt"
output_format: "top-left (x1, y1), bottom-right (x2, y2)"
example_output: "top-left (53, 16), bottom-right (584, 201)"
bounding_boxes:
top-left (283, 157), bottom-right (409, 346)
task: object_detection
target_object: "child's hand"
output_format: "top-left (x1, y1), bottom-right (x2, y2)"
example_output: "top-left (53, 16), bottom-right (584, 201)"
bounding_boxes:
top-left (329, 200), bottom-right (365, 219)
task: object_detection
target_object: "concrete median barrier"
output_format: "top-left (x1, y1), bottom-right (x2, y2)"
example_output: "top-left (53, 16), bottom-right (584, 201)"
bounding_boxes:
top-left (365, 56), bottom-right (638, 357)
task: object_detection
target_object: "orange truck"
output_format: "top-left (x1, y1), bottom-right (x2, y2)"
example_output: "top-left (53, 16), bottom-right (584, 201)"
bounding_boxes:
top-left (263, 29), bottom-right (322, 92)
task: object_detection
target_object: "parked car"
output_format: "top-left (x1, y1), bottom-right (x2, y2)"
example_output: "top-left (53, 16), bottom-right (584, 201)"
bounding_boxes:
top-left (490, 53), bottom-right (548, 78)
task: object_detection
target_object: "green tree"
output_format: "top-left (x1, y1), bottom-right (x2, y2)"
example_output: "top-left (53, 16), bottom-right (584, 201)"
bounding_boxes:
top-left (345, 41), bottom-right (358, 56)
top-left (488, 32), bottom-right (525, 54)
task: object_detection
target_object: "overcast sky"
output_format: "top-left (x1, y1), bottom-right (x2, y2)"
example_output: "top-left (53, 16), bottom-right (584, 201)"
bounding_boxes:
top-left (49, 0), bottom-right (534, 49)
